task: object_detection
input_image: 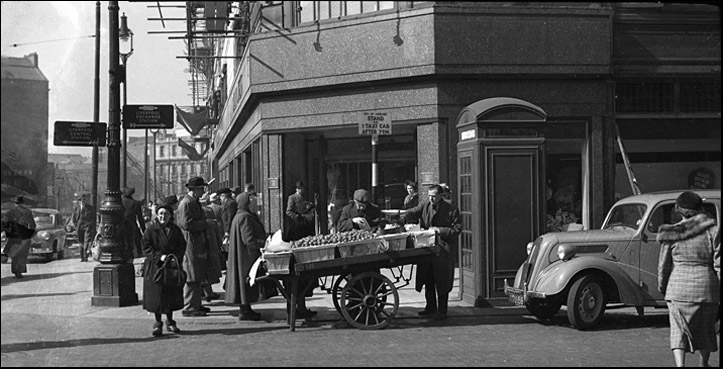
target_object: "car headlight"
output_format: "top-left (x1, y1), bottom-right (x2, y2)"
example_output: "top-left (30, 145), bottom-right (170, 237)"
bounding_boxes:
top-left (39, 231), bottom-right (51, 241)
top-left (557, 244), bottom-right (576, 261)
top-left (526, 241), bottom-right (534, 255)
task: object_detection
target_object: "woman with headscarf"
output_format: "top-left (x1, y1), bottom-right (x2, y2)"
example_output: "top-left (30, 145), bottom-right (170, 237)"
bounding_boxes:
top-left (225, 191), bottom-right (267, 320)
top-left (141, 201), bottom-right (187, 337)
top-left (657, 191), bottom-right (719, 367)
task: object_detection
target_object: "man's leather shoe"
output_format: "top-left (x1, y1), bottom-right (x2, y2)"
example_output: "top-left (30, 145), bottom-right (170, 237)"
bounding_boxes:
top-left (434, 313), bottom-right (447, 321)
top-left (418, 309), bottom-right (437, 316)
top-left (205, 292), bottom-right (220, 302)
top-left (199, 306), bottom-right (211, 312)
top-left (181, 309), bottom-right (207, 317)
top-left (239, 311), bottom-right (261, 321)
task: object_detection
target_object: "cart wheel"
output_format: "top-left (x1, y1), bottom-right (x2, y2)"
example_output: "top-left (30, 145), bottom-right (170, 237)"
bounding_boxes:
top-left (332, 273), bottom-right (350, 316)
top-left (339, 271), bottom-right (399, 330)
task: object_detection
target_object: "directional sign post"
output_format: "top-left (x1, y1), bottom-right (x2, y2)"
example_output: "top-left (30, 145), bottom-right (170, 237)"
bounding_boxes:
top-left (358, 111), bottom-right (392, 203)
top-left (123, 104), bottom-right (174, 129)
top-left (54, 121), bottom-right (107, 146)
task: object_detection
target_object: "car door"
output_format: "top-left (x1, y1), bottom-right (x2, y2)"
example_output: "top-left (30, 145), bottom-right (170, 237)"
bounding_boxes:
top-left (639, 199), bottom-right (720, 304)
top-left (639, 201), bottom-right (675, 303)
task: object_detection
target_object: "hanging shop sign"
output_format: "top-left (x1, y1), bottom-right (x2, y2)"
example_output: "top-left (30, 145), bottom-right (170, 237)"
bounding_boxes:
top-left (123, 104), bottom-right (174, 129)
top-left (358, 112), bottom-right (391, 135)
top-left (53, 121), bottom-right (107, 146)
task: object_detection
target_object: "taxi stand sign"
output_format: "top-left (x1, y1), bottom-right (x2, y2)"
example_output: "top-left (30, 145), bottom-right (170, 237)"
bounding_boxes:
top-left (53, 121), bottom-right (107, 147)
top-left (123, 104), bottom-right (174, 129)
top-left (358, 112), bottom-right (391, 136)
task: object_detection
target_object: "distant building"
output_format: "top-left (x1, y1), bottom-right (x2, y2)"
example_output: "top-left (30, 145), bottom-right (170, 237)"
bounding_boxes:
top-left (1, 53), bottom-right (50, 205)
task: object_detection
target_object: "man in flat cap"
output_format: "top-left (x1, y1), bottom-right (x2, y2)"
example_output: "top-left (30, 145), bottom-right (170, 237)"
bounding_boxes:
top-left (337, 188), bottom-right (385, 232)
top-left (176, 177), bottom-right (212, 317)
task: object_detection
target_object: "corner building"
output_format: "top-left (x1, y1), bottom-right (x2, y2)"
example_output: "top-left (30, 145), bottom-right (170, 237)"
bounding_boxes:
top-left (206, 2), bottom-right (720, 306)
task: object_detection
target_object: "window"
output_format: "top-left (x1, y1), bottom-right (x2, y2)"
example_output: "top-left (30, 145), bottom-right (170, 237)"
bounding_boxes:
top-left (298, 1), bottom-right (396, 24)
top-left (172, 145), bottom-right (177, 158)
top-left (159, 146), bottom-right (165, 158)
top-left (616, 79), bottom-right (720, 113)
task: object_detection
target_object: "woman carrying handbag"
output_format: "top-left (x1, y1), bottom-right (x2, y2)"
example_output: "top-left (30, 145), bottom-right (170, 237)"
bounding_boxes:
top-left (141, 201), bottom-right (187, 337)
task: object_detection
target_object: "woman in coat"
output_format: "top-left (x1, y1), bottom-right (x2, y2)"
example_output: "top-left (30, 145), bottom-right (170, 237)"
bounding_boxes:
top-left (202, 206), bottom-right (223, 302)
top-left (657, 191), bottom-right (719, 367)
top-left (225, 191), bottom-right (267, 320)
top-left (142, 202), bottom-right (187, 337)
top-left (402, 180), bottom-right (419, 224)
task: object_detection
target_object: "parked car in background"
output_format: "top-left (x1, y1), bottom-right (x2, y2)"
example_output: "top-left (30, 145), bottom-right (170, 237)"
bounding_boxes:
top-left (29, 208), bottom-right (68, 262)
top-left (504, 189), bottom-right (721, 330)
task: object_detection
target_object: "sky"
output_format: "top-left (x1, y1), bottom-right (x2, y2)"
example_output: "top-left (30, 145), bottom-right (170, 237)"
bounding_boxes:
top-left (1, 1), bottom-right (193, 157)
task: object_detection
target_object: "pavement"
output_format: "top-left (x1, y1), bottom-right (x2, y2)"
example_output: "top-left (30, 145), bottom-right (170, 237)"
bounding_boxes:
top-left (2, 246), bottom-right (720, 367)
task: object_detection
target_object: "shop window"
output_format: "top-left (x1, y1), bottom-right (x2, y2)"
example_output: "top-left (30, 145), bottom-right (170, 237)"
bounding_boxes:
top-left (546, 155), bottom-right (583, 232)
top-left (680, 80), bottom-right (721, 112)
top-left (616, 82), bottom-right (674, 113)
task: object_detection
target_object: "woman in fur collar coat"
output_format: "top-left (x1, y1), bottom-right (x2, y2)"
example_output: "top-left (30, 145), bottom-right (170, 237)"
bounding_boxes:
top-left (657, 191), bottom-right (719, 367)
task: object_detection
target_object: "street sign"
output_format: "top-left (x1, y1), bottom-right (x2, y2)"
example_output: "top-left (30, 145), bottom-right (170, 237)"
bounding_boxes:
top-left (123, 104), bottom-right (174, 129)
top-left (358, 112), bottom-right (391, 135)
top-left (53, 121), bottom-right (107, 147)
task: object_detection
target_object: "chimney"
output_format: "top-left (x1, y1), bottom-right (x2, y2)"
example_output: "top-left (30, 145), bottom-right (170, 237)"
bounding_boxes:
top-left (25, 52), bottom-right (38, 68)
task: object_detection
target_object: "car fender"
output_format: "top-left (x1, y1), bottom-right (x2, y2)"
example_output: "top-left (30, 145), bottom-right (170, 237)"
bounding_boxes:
top-left (533, 256), bottom-right (645, 305)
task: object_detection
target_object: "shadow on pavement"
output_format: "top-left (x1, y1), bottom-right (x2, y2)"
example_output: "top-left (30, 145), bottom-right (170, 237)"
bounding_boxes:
top-left (1, 291), bottom-right (90, 302)
top-left (533, 311), bottom-right (669, 331)
top-left (0, 271), bottom-right (93, 286)
top-left (178, 325), bottom-right (289, 336)
top-left (1, 336), bottom-right (169, 354)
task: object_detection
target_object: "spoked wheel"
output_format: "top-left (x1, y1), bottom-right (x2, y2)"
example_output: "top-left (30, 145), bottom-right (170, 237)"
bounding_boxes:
top-left (339, 271), bottom-right (399, 330)
top-left (331, 273), bottom-right (350, 316)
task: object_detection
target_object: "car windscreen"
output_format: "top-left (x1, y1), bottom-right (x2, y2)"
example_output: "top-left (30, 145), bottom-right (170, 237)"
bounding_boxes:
top-left (603, 203), bottom-right (647, 230)
top-left (33, 213), bottom-right (58, 230)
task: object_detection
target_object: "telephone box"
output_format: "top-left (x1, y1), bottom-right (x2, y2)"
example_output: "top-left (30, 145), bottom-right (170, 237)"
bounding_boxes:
top-left (456, 97), bottom-right (547, 307)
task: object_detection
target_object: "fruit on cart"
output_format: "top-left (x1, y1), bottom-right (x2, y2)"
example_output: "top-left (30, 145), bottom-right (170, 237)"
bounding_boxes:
top-left (291, 229), bottom-right (375, 248)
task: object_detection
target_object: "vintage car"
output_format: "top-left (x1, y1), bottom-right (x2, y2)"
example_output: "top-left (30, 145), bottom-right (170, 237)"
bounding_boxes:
top-left (29, 208), bottom-right (68, 261)
top-left (504, 189), bottom-right (721, 330)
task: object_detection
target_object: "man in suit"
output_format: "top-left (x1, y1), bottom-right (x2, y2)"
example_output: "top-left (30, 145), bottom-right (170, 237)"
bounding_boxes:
top-left (72, 194), bottom-right (96, 262)
top-left (402, 184), bottom-right (461, 320)
top-left (122, 187), bottom-right (146, 262)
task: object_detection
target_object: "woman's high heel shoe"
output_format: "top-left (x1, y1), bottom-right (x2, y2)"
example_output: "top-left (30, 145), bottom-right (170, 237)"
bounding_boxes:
top-left (152, 322), bottom-right (163, 337)
top-left (166, 319), bottom-right (181, 333)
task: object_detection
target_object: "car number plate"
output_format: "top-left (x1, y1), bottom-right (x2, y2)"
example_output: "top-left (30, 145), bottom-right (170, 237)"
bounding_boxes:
top-left (509, 292), bottom-right (525, 306)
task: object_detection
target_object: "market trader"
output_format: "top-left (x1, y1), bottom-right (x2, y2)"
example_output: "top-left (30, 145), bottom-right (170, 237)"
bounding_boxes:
top-left (337, 189), bottom-right (385, 233)
top-left (401, 184), bottom-right (461, 321)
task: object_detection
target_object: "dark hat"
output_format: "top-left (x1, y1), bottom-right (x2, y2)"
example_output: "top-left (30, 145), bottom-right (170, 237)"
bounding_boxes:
top-left (294, 181), bottom-right (304, 189)
top-left (231, 186), bottom-right (243, 195)
top-left (156, 201), bottom-right (174, 215)
top-left (185, 176), bottom-right (209, 188)
top-left (353, 189), bottom-right (370, 203)
top-left (162, 195), bottom-right (179, 206)
top-left (12, 195), bottom-right (24, 204)
top-left (676, 191), bottom-right (703, 211)
top-left (216, 187), bottom-right (232, 195)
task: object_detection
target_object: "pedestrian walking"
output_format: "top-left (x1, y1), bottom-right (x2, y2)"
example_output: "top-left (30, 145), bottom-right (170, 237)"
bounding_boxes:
top-left (657, 191), bottom-right (720, 367)
top-left (1, 196), bottom-right (36, 278)
top-left (141, 201), bottom-right (186, 336)
top-left (201, 204), bottom-right (223, 303)
top-left (401, 184), bottom-right (461, 321)
top-left (71, 194), bottom-right (96, 262)
top-left (176, 177), bottom-right (212, 317)
top-left (122, 187), bottom-right (146, 262)
top-left (225, 191), bottom-right (267, 320)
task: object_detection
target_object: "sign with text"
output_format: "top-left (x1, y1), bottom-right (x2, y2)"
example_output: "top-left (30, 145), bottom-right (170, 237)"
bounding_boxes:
top-left (53, 121), bottom-right (107, 146)
top-left (123, 104), bottom-right (174, 129)
top-left (358, 112), bottom-right (391, 135)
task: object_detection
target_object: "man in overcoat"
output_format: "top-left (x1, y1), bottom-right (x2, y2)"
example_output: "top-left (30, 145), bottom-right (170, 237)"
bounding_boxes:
top-left (337, 189), bottom-right (384, 233)
top-left (176, 176), bottom-right (211, 317)
top-left (402, 184), bottom-right (461, 320)
top-left (122, 186), bottom-right (146, 261)
top-left (2, 196), bottom-right (36, 277)
top-left (72, 194), bottom-right (96, 262)
top-left (219, 187), bottom-right (237, 246)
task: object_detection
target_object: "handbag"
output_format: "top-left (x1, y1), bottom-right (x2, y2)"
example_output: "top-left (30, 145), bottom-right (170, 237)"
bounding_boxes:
top-left (153, 254), bottom-right (187, 288)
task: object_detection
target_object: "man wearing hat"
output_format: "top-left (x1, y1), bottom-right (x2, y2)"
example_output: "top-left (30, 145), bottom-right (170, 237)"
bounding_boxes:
top-left (122, 187), bottom-right (146, 263)
top-left (337, 188), bottom-right (385, 232)
top-left (218, 187), bottom-right (236, 246)
top-left (284, 181), bottom-right (316, 241)
top-left (176, 177), bottom-right (212, 317)
top-left (71, 194), bottom-right (96, 262)
top-left (1, 196), bottom-right (36, 278)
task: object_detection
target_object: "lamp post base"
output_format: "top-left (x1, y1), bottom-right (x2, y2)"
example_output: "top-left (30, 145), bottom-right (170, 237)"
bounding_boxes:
top-left (91, 263), bottom-right (138, 307)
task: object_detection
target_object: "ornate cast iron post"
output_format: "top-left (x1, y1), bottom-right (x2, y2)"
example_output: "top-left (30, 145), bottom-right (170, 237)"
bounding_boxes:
top-left (92, 0), bottom-right (138, 307)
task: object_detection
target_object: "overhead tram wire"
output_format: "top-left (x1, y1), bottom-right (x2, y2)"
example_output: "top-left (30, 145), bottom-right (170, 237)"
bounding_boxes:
top-left (5, 34), bottom-right (95, 48)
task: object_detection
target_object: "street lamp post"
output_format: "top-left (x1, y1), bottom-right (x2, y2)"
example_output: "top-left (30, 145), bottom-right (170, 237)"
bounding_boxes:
top-left (92, 1), bottom-right (137, 307)
top-left (119, 12), bottom-right (133, 189)
top-left (150, 129), bottom-right (160, 201)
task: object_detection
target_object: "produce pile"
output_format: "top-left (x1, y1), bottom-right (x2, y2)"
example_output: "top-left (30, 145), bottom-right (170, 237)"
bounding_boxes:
top-left (291, 229), bottom-right (376, 248)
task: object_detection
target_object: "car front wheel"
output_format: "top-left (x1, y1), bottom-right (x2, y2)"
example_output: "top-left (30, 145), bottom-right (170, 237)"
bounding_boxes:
top-left (566, 274), bottom-right (607, 330)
